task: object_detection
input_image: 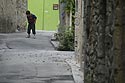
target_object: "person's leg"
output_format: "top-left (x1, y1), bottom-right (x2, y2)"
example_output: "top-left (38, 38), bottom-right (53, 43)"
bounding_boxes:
top-left (26, 24), bottom-right (31, 38)
top-left (32, 24), bottom-right (36, 38)
top-left (32, 24), bottom-right (36, 35)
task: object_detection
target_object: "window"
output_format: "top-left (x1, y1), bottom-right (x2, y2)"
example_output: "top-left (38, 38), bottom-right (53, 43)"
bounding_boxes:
top-left (53, 4), bottom-right (59, 10)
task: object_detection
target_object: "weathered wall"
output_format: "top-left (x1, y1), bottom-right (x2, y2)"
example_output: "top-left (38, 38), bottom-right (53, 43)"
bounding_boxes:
top-left (81, 0), bottom-right (125, 83)
top-left (114, 0), bottom-right (125, 83)
top-left (0, 0), bottom-right (16, 33)
top-left (83, 0), bottom-right (116, 83)
top-left (75, 0), bottom-right (84, 69)
top-left (0, 0), bottom-right (27, 33)
top-left (16, 0), bottom-right (27, 32)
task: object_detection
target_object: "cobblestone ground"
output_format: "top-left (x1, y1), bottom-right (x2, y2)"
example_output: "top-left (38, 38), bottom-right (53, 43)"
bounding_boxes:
top-left (0, 31), bottom-right (75, 83)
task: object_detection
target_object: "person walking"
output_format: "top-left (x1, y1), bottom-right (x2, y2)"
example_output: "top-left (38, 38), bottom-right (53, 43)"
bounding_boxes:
top-left (26, 10), bottom-right (37, 39)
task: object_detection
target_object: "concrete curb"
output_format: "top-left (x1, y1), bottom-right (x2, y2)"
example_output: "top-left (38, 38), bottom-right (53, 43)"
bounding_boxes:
top-left (50, 34), bottom-right (59, 50)
top-left (50, 40), bottom-right (59, 50)
top-left (66, 59), bottom-right (84, 83)
top-left (50, 36), bottom-right (84, 83)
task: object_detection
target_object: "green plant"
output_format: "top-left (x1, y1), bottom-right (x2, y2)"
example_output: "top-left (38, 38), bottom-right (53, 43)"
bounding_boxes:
top-left (57, 0), bottom-right (75, 51)
top-left (57, 27), bottom-right (74, 51)
top-left (61, 0), bottom-right (75, 14)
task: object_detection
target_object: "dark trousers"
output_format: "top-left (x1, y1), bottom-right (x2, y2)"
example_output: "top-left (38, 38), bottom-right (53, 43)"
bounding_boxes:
top-left (27, 23), bottom-right (36, 35)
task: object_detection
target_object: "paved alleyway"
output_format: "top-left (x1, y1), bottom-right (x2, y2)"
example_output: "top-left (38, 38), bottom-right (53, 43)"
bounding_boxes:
top-left (0, 31), bottom-right (55, 50)
top-left (0, 31), bottom-right (75, 83)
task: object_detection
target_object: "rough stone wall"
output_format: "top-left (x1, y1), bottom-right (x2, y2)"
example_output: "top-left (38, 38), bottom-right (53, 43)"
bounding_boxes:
top-left (0, 0), bottom-right (16, 33)
top-left (84, 0), bottom-right (116, 83)
top-left (83, 0), bottom-right (125, 83)
top-left (84, 0), bottom-right (107, 82)
top-left (16, 0), bottom-right (27, 32)
top-left (0, 0), bottom-right (27, 33)
top-left (75, 0), bottom-right (84, 68)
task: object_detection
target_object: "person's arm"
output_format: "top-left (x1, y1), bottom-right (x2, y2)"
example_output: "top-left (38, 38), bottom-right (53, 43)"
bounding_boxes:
top-left (33, 15), bottom-right (37, 24)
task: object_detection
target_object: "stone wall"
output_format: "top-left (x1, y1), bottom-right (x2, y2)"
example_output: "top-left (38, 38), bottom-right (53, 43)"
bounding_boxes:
top-left (82, 0), bottom-right (125, 83)
top-left (84, 0), bottom-right (108, 82)
top-left (0, 0), bottom-right (27, 33)
top-left (75, 0), bottom-right (84, 69)
top-left (0, 0), bottom-right (16, 33)
top-left (114, 0), bottom-right (125, 83)
top-left (16, 0), bottom-right (27, 32)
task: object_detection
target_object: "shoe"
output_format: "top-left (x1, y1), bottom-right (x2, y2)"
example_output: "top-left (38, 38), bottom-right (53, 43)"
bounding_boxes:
top-left (26, 35), bottom-right (30, 38)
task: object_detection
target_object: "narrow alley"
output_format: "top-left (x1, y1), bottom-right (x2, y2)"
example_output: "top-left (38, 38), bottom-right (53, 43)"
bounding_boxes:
top-left (0, 31), bottom-right (75, 83)
top-left (1, 0), bottom-right (125, 83)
